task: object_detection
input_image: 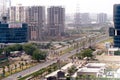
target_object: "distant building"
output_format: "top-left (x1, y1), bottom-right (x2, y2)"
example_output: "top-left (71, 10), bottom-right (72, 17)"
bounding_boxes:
top-left (81, 13), bottom-right (91, 24)
top-left (28, 6), bottom-right (45, 41)
top-left (47, 6), bottom-right (65, 36)
top-left (9, 5), bottom-right (45, 41)
top-left (9, 4), bottom-right (28, 23)
top-left (0, 22), bottom-right (28, 43)
top-left (97, 13), bottom-right (107, 24)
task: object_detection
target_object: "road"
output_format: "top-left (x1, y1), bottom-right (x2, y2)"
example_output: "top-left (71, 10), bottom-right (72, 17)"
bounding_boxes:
top-left (3, 35), bottom-right (109, 80)
top-left (3, 49), bottom-right (79, 80)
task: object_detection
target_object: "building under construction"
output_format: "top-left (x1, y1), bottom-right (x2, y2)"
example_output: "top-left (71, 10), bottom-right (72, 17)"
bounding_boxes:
top-left (0, 0), bottom-right (11, 20)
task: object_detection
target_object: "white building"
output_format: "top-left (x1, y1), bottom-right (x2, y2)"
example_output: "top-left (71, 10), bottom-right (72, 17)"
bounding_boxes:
top-left (77, 63), bottom-right (106, 78)
top-left (9, 4), bottom-right (28, 23)
top-left (97, 13), bottom-right (107, 24)
top-left (85, 63), bottom-right (106, 69)
top-left (77, 67), bottom-right (104, 77)
top-left (115, 68), bottom-right (120, 78)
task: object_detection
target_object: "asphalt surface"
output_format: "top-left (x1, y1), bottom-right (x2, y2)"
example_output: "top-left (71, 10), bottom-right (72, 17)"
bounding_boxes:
top-left (3, 49), bottom-right (79, 80)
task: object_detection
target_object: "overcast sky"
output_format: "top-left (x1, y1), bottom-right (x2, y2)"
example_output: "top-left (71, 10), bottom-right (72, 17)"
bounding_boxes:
top-left (12, 0), bottom-right (120, 14)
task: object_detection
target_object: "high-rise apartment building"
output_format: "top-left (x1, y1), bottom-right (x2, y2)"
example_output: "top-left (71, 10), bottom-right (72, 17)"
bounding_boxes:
top-left (9, 4), bottom-right (28, 23)
top-left (9, 5), bottom-right (45, 41)
top-left (47, 6), bottom-right (65, 36)
top-left (28, 6), bottom-right (45, 41)
top-left (97, 13), bottom-right (107, 24)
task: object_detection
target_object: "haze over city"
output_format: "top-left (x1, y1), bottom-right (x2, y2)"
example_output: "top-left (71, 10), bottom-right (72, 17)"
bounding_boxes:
top-left (1, 0), bottom-right (120, 80)
top-left (12, 0), bottom-right (120, 14)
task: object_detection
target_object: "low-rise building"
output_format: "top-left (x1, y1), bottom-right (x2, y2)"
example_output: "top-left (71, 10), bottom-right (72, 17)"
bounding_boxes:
top-left (77, 67), bottom-right (103, 78)
top-left (77, 63), bottom-right (106, 78)
top-left (85, 63), bottom-right (106, 69)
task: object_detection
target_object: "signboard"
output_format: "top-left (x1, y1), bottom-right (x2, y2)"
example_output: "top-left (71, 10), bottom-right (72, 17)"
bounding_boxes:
top-left (9, 23), bottom-right (22, 28)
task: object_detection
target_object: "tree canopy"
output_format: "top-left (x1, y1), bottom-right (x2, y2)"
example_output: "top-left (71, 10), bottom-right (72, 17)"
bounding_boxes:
top-left (23, 43), bottom-right (37, 56)
top-left (76, 48), bottom-right (93, 59)
top-left (32, 49), bottom-right (47, 61)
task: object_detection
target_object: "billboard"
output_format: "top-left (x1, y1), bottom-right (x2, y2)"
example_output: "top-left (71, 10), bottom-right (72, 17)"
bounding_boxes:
top-left (9, 23), bottom-right (22, 28)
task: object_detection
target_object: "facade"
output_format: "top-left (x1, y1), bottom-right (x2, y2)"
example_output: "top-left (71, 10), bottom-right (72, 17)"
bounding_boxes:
top-left (97, 13), bottom-right (107, 24)
top-left (9, 5), bottom-right (45, 41)
top-left (9, 4), bottom-right (28, 23)
top-left (47, 6), bottom-right (65, 36)
top-left (113, 4), bottom-right (120, 48)
top-left (28, 6), bottom-right (45, 41)
top-left (77, 67), bottom-right (104, 78)
top-left (0, 22), bottom-right (28, 43)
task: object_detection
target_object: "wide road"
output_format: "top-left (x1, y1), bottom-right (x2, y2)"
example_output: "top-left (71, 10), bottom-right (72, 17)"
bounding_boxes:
top-left (3, 35), bottom-right (109, 80)
top-left (3, 49), bottom-right (79, 80)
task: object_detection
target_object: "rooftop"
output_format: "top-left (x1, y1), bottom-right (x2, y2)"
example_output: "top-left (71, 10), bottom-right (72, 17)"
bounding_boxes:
top-left (78, 67), bottom-right (100, 73)
top-left (85, 63), bottom-right (106, 68)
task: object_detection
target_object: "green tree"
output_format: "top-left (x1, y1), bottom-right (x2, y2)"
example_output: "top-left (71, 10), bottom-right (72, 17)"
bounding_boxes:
top-left (66, 76), bottom-right (70, 80)
top-left (24, 61), bottom-right (28, 68)
top-left (23, 43), bottom-right (37, 56)
top-left (14, 64), bottom-right (17, 72)
top-left (0, 49), bottom-right (3, 54)
top-left (21, 63), bottom-right (24, 70)
top-left (2, 66), bottom-right (5, 77)
top-left (4, 46), bottom-right (13, 56)
top-left (13, 44), bottom-right (23, 51)
top-left (19, 62), bottom-right (22, 70)
top-left (46, 43), bottom-right (51, 49)
top-left (68, 66), bottom-right (77, 76)
top-left (6, 64), bottom-right (10, 74)
top-left (76, 48), bottom-right (93, 60)
top-left (32, 49), bottom-right (47, 62)
top-left (81, 49), bottom-right (93, 58)
top-left (4, 44), bottom-right (23, 56)
top-left (114, 51), bottom-right (120, 55)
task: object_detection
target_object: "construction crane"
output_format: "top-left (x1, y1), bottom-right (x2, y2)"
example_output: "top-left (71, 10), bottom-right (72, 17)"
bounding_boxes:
top-left (0, 0), bottom-right (11, 22)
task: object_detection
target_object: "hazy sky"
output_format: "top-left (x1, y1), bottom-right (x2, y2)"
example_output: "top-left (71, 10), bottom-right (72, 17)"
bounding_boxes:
top-left (12, 0), bottom-right (120, 14)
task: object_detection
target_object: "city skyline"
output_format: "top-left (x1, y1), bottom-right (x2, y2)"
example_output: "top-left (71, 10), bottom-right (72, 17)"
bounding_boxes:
top-left (12, 0), bottom-right (120, 14)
